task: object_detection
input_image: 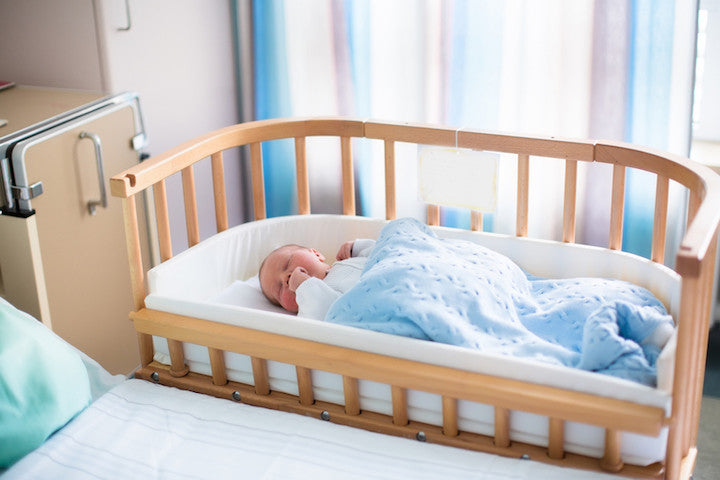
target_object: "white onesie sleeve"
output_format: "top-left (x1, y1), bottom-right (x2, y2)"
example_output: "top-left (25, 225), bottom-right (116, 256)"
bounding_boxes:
top-left (352, 239), bottom-right (375, 257)
top-left (295, 277), bottom-right (343, 320)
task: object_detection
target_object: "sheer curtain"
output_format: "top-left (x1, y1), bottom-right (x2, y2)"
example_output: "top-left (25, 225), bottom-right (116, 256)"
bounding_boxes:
top-left (235, 0), bottom-right (697, 261)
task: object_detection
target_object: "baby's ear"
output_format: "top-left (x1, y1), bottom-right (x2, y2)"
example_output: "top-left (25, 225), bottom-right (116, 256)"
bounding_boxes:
top-left (310, 248), bottom-right (326, 261)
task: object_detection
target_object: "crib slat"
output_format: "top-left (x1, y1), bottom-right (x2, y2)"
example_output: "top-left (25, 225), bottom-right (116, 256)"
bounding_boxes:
top-left (427, 205), bottom-right (440, 226)
top-left (563, 160), bottom-right (577, 243)
top-left (121, 196), bottom-right (153, 366)
top-left (153, 179), bottom-right (173, 262)
top-left (250, 142), bottom-right (267, 220)
top-left (391, 385), bottom-right (408, 426)
top-left (343, 376), bottom-right (361, 415)
top-left (182, 165), bottom-right (200, 247)
top-left (167, 339), bottom-right (189, 377)
top-left (295, 137), bottom-right (310, 215)
top-left (296, 366), bottom-right (314, 406)
top-left (442, 396), bottom-right (458, 437)
top-left (494, 407), bottom-right (511, 448)
top-left (548, 418), bottom-right (565, 459)
top-left (211, 151), bottom-right (228, 232)
top-left (471, 211), bottom-right (483, 232)
top-left (208, 347), bottom-right (228, 386)
top-left (651, 175), bottom-right (669, 263)
top-left (385, 140), bottom-right (396, 220)
top-left (600, 429), bottom-right (624, 472)
top-left (251, 357), bottom-right (270, 395)
top-left (609, 164), bottom-right (626, 250)
top-left (516, 154), bottom-right (529, 237)
top-left (341, 136), bottom-right (356, 215)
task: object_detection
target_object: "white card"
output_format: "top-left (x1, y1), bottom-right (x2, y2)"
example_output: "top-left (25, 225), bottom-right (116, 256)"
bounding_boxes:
top-left (419, 147), bottom-right (498, 212)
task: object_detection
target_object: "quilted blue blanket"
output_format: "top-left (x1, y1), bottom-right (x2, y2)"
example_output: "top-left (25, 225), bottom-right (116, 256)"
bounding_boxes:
top-left (325, 218), bottom-right (674, 386)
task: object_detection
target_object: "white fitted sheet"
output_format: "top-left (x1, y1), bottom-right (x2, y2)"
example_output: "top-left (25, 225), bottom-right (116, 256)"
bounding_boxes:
top-left (145, 214), bottom-right (680, 465)
top-left (3, 379), bottom-right (623, 480)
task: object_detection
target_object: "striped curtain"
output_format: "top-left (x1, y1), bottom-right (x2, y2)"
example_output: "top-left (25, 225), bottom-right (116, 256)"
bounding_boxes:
top-left (236, 0), bottom-right (697, 262)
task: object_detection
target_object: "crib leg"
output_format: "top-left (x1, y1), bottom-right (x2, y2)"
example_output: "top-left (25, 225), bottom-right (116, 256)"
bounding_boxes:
top-left (208, 347), bottom-right (227, 386)
top-left (251, 357), bottom-right (270, 395)
top-left (167, 339), bottom-right (189, 377)
top-left (442, 396), bottom-right (458, 437)
top-left (391, 386), bottom-right (408, 426)
top-left (494, 407), bottom-right (510, 447)
top-left (296, 366), bottom-right (314, 406)
top-left (343, 376), bottom-right (360, 415)
top-left (547, 418), bottom-right (565, 460)
top-left (600, 429), bottom-right (624, 472)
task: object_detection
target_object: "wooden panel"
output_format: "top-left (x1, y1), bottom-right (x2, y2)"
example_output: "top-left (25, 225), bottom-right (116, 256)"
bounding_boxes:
top-left (341, 136), bottom-right (355, 215)
top-left (250, 142), bottom-right (266, 220)
top-left (181, 165), bottom-right (200, 247)
top-left (516, 153), bottom-right (529, 237)
top-left (294, 137), bottom-right (310, 214)
top-left (211, 151), bottom-right (228, 232)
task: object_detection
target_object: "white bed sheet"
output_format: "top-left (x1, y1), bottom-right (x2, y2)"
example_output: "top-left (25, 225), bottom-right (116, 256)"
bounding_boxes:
top-left (144, 214), bottom-right (679, 466)
top-left (3, 379), bottom-right (625, 480)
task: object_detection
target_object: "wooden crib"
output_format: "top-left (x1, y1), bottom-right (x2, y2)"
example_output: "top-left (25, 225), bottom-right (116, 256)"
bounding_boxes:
top-left (109, 118), bottom-right (720, 479)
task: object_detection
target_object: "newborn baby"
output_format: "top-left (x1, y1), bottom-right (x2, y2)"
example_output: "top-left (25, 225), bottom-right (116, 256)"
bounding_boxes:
top-left (259, 239), bottom-right (375, 319)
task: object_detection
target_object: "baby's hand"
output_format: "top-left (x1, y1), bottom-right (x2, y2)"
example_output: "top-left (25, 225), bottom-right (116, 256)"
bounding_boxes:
top-left (336, 240), bottom-right (355, 261)
top-left (288, 266), bottom-right (310, 292)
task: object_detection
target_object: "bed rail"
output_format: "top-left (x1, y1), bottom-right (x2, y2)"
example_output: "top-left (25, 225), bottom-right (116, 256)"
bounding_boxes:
top-left (110, 118), bottom-right (720, 479)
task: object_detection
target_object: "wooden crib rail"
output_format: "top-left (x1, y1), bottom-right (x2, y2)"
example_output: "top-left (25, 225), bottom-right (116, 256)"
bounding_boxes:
top-left (109, 118), bottom-right (720, 270)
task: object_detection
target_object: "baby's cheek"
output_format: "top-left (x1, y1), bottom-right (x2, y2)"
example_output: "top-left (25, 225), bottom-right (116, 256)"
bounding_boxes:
top-left (280, 289), bottom-right (298, 313)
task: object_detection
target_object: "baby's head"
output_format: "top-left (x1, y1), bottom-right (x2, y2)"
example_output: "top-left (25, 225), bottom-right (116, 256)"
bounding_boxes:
top-left (259, 244), bottom-right (331, 313)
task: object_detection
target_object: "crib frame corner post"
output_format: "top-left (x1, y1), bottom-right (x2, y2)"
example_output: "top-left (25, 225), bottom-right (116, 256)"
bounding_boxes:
top-left (120, 195), bottom-right (154, 367)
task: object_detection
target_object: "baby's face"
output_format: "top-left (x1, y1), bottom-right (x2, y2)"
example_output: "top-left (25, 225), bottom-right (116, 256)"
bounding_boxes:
top-left (260, 245), bottom-right (330, 312)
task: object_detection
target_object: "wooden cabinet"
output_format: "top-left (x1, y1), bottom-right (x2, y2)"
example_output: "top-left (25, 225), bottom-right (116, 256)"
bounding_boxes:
top-left (0, 86), bottom-right (151, 374)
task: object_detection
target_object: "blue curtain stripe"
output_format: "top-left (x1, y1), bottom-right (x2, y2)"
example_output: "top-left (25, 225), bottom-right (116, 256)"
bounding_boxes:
top-left (622, 0), bottom-right (675, 258)
top-left (253, 0), bottom-right (296, 217)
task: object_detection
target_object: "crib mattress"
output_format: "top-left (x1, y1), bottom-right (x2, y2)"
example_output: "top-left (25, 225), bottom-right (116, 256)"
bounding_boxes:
top-left (4, 379), bottom-right (625, 479)
top-left (145, 214), bottom-right (680, 466)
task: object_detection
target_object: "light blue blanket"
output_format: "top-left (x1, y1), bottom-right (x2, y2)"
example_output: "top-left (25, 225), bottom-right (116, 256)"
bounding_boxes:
top-left (326, 218), bottom-right (674, 386)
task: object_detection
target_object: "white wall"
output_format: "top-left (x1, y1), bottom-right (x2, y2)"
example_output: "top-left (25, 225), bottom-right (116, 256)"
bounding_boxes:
top-left (0, 0), bottom-right (245, 254)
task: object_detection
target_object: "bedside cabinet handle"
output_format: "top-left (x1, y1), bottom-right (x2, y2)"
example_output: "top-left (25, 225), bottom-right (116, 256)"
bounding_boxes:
top-left (79, 131), bottom-right (107, 215)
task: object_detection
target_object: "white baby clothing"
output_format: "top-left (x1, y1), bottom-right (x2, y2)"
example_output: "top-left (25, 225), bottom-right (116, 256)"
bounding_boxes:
top-left (295, 239), bottom-right (375, 320)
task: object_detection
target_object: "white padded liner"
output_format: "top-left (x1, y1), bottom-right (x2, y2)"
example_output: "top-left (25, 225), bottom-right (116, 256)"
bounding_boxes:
top-left (146, 215), bottom-right (681, 465)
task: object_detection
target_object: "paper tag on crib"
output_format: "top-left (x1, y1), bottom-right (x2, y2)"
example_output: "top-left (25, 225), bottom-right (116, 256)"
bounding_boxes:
top-left (418, 148), bottom-right (498, 212)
